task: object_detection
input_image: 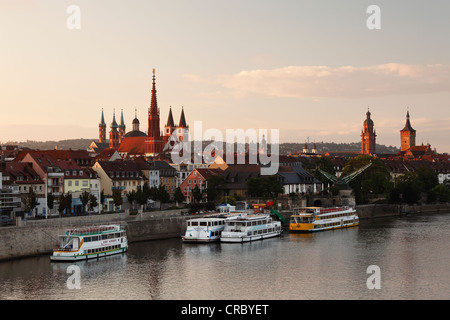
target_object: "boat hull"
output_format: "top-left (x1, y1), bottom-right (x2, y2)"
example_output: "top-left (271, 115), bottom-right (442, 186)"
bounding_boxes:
top-left (220, 230), bottom-right (281, 243)
top-left (50, 247), bottom-right (128, 262)
top-left (289, 221), bottom-right (359, 233)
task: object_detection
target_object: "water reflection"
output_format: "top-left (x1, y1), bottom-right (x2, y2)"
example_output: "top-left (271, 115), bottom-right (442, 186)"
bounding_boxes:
top-left (0, 214), bottom-right (449, 300)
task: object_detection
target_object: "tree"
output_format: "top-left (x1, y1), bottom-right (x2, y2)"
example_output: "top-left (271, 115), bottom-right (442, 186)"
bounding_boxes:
top-left (22, 189), bottom-right (38, 216)
top-left (47, 193), bottom-right (54, 215)
top-left (192, 185), bottom-right (203, 203)
top-left (112, 190), bottom-right (123, 211)
top-left (174, 186), bottom-right (184, 204)
top-left (343, 154), bottom-right (392, 204)
top-left (395, 172), bottom-right (421, 204)
top-left (88, 194), bottom-right (98, 211)
top-left (79, 191), bottom-right (90, 213)
top-left (431, 184), bottom-right (450, 203)
top-left (206, 175), bottom-right (225, 202)
top-left (126, 190), bottom-right (137, 210)
top-left (246, 175), bottom-right (283, 200)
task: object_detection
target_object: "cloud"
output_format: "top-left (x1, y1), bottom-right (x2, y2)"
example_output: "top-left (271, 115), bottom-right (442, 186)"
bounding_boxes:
top-left (185, 63), bottom-right (450, 99)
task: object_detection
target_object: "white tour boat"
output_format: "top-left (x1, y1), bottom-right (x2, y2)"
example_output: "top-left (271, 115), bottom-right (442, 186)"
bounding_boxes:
top-left (220, 213), bottom-right (282, 243)
top-left (50, 224), bottom-right (128, 261)
top-left (289, 206), bottom-right (359, 233)
top-left (182, 214), bottom-right (241, 243)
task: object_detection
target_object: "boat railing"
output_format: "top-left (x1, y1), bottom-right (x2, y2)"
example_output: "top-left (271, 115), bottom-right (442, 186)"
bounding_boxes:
top-left (65, 225), bottom-right (120, 236)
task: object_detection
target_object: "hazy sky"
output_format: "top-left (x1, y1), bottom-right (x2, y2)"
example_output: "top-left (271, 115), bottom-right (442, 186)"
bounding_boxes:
top-left (1, 0), bottom-right (450, 153)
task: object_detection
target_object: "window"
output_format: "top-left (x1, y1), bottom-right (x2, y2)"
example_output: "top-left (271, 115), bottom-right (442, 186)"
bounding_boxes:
top-left (75, 181), bottom-right (79, 186)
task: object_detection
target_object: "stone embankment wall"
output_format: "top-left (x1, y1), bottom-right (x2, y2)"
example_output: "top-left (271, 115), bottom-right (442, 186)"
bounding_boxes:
top-left (0, 210), bottom-right (186, 262)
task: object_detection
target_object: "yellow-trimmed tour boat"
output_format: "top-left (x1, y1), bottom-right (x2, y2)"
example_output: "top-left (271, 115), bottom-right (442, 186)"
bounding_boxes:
top-left (50, 224), bottom-right (128, 261)
top-left (289, 206), bottom-right (359, 233)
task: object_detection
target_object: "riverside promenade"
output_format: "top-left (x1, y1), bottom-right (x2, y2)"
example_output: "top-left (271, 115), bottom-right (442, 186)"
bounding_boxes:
top-left (1, 203), bottom-right (449, 261)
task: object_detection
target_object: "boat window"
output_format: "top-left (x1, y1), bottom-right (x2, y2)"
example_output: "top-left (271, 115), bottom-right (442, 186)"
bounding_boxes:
top-left (200, 222), bottom-right (207, 226)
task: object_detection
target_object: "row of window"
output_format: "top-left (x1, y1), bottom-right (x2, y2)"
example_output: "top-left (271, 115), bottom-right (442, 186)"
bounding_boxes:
top-left (188, 220), bottom-right (225, 227)
top-left (65, 170), bottom-right (84, 177)
top-left (83, 232), bottom-right (125, 242)
top-left (67, 180), bottom-right (89, 187)
top-left (227, 219), bottom-right (270, 227)
top-left (84, 244), bottom-right (122, 255)
top-left (246, 226), bottom-right (281, 236)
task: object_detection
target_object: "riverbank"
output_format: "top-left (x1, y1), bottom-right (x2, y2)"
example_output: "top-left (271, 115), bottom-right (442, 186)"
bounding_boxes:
top-left (1, 203), bottom-right (449, 261)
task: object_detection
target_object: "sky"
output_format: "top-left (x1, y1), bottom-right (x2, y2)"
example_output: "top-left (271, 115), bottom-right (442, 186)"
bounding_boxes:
top-left (1, 0), bottom-right (450, 153)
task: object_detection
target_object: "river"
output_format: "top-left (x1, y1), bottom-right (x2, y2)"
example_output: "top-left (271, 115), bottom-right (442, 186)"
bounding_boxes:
top-left (0, 213), bottom-right (449, 300)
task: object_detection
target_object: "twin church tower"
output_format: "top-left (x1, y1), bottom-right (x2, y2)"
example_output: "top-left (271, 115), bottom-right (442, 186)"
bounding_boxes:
top-left (361, 108), bottom-right (417, 155)
top-left (98, 69), bottom-right (188, 157)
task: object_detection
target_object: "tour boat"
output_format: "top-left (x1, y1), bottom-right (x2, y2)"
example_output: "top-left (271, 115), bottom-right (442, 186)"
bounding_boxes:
top-left (182, 214), bottom-right (241, 243)
top-left (289, 206), bottom-right (359, 233)
top-left (50, 225), bottom-right (128, 261)
top-left (220, 213), bottom-right (282, 243)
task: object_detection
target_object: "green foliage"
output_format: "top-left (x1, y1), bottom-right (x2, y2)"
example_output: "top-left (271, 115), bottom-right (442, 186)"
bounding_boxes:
top-left (246, 175), bottom-right (283, 200)
top-left (343, 154), bottom-right (392, 204)
top-left (174, 186), bottom-right (185, 204)
top-left (22, 189), bottom-right (38, 214)
top-left (206, 175), bottom-right (225, 202)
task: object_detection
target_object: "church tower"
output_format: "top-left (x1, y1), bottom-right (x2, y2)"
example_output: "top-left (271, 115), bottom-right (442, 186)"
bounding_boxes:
top-left (109, 109), bottom-right (120, 149)
top-left (176, 106), bottom-right (189, 142)
top-left (119, 109), bottom-right (126, 143)
top-left (99, 108), bottom-right (106, 143)
top-left (164, 106), bottom-right (176, 144)
top-left (145, 69), bottom-right (164, 156)
top-left (400, 109), bottom-right (416, 152)
top-left (361, 108), bottom-right (376, 154)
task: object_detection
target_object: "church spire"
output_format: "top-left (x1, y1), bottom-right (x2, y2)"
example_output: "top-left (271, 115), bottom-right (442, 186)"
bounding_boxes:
top-left (178, 106), bottom-right (187, 128)
top-left (99, 108), bottom-right (106, 143)
top-left (167, 106), bottom-right (175, 127)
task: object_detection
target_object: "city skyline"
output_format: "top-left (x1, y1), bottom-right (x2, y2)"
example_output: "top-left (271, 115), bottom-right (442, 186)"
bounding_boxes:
top-left (1, 1), bottom-right (450, 152)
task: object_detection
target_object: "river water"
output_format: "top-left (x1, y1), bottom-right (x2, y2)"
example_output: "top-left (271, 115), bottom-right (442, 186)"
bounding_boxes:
top-left (0, 213), bottom-right (449, 300)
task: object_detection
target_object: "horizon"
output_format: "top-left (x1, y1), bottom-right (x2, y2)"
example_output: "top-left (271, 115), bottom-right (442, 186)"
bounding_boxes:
top-left (1, 1), bottom-right (450, 153)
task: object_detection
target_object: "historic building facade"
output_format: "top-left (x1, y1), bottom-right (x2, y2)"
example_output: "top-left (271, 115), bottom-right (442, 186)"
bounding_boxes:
top-left (361, 109), bottom-right (376, 155)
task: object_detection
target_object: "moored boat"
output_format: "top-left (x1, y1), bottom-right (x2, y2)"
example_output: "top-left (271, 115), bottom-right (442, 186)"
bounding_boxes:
top-left (50, 224), bottom-right (128, 261)
top-left (289, 206), bottom-right (358, 233)
top-left (220, 213), bottom-right (282, 243)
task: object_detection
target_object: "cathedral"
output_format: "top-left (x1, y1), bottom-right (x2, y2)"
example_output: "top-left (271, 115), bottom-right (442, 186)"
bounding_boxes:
top-left (95, 69), bottom-right (188, 158)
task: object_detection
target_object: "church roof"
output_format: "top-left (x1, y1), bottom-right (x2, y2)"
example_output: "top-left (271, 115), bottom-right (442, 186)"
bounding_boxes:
top-left (117, 136), bottom-right (146, 155)
top-left (167, 107), bottom-right (175, 127)
top-left (178, 107), bottom-right (187, 128)
top-left (401, 111), bottom-right (415, 132)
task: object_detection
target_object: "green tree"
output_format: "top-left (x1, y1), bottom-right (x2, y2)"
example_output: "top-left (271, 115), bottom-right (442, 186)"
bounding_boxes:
top-left (431, 184), bottom-right (450, 203)
top-left (205, 175), bottom-right (225, 202)
top-left (174, 186), bottom-right (185, 204)
top-left (395, 171), bottom-right (421, 204)
top-left (22, 189), bottom-right (38, 215)
top-left (192, 185), bottom-right (203, 203)
top-left (112, 190), bottom-right (123, 211)
top-left (88, 194), bottom-right (98, 211)
top-left (79, 191), bottom-right (90, 213)
top-left (126, 190), bottom-right (137, 210)
top-left (343, 154), bottom-right (392, 204)
top-left (47, 193), bottom-right (55, 215)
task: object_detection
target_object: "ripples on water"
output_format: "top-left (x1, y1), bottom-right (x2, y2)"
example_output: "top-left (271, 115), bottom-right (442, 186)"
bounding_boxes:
top-left (0, 214), bottom-right (449, 300)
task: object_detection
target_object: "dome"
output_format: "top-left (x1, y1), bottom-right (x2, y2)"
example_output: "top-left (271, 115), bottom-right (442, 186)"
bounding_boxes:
top-left (123, 130), bottom-right (146, 138)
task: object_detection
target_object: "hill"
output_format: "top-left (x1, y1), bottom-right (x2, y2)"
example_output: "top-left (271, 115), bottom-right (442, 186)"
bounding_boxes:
top-left (5, 138), bottom-right (400, 155)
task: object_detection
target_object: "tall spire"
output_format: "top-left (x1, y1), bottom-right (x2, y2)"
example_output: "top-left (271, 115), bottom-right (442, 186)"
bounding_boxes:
top-left (178, 106), bottom-right (187, 128)
top-left (149, 68), bottom-right (158, 116)
top-left (100, 108), bottom-right (106, 126)
top-left (167, 106), bottom-right (175, 127)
